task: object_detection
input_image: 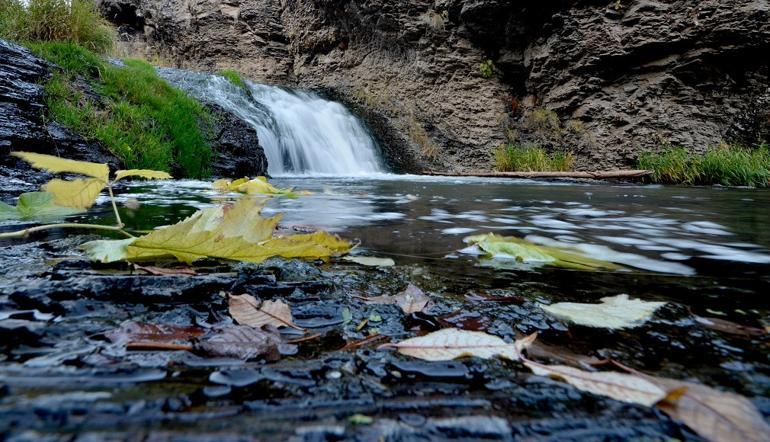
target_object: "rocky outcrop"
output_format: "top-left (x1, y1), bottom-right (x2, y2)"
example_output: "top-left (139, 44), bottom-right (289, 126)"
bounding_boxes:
top-left (0, 39), bottom-right (267, 189)
top-left (0, 40), bottom-right (121, 194)
top-left (98, 0), bottom-right (770, 171)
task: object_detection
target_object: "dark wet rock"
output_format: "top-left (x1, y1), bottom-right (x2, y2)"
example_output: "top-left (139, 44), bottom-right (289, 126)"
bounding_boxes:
top-left (209, 369), bottom-right (261, 387)
top-left (206, 103), bottom-right (268, 178)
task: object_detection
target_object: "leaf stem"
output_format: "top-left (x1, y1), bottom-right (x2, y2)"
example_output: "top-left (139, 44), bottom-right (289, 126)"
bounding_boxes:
top-left (0, 223), bottom-right (134, 239)
top-left (106, 183), bottom-right (124, 227)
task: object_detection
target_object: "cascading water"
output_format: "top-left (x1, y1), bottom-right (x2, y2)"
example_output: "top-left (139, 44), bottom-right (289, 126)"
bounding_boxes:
top-left (157, 68), bottom-right (383, 176)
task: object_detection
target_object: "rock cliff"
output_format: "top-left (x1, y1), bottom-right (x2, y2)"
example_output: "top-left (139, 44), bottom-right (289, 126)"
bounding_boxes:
top-left (98, 0), bottom-right (770, 172)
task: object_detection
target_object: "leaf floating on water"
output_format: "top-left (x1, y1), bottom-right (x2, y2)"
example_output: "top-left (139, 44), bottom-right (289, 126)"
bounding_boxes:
top-left (228, 294), bottom-right (303, 330)
top-left (193, 325), bottom-right (295, 361)
top-left (114, 169), bottom-right (172, 181)
top-left (12, 151), bottom-right (110, 182)
top-left (651, 376), bottom-right (770, 442)
top-left (353, 283), bottom-right (430, 314)
top-left (540, 294), bottom-right (666, 329)
top-left (523, 360), bottom-right (667, 407)
top-left (43, 178), bottom-right (105, 209)
top-left (81, 198), bottom-right (351, 263)
top-left (463, 233), bottom-right (621, 271)
top-left (0, 192), bottom-right (83, 221)
top-left (343, 256), bottom-right (396, 267)
top-left (212, 176), bottom-right (310, 198)
top-left (379, 328), bottom-right (535, 361)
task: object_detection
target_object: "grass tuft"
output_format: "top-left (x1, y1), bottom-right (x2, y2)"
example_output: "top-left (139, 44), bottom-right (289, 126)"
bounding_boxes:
top-left (29, 42), bottom-right (212, 177)
top-left (0, 0), bottom-right (115, 54)
top-left (638, 145), bottom-right (770, 187)
top-left (219, 69), bottom-right (247, 89)
top-left (495, 144), bottom-right (573, 172)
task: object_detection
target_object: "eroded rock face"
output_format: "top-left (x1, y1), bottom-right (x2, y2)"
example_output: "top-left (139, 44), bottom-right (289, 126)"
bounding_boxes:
top-left (207, 102), bottom-right (268, 178)
top-left (99, 0), bottom-right (770, 171)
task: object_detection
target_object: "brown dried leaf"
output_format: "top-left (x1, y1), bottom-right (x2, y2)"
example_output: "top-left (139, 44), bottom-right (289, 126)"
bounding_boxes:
top-left (228, 294), bottom-right (303, 330)
top-left (649, 376), bottom-right (770, 442)
top-left (523, 359), bottom-right (666, 407)
top-left (694, 315), bottom-right (765, 337)
top-left (193, 325), bottom-right (295, 361)
top-left (107, 321), bottom-right (204, 346)
top-left (133, 264), bottom-right (197, 276)
top-left (523, 340), bottom-right (603, 369)
top-left (354, 284), bottom-right (431, 314)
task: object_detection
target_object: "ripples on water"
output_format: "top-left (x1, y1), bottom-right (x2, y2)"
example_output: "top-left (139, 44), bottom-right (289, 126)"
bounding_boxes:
top-left (83, 175), bottom-right (770, 279)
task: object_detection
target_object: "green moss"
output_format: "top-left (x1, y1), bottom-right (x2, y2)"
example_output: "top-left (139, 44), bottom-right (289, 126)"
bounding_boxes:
top-left (219, 69), bottom-right (247, 89)
top-left (638, 145), bottom-right (770, 187)
top-left (1, 0), bottom-right (115, 54)
top-left (479, 59), bottom-right (494, 78)
top-left (31, 42), bottom-right (212, 178)
top-left (494, 144), bottom-right (573, 172)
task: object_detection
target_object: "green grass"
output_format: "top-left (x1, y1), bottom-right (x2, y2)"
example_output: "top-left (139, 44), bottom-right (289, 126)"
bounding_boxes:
top-left (0, 0), bottom-right (115, 54)
top-left (219, 69), bottom-right (246, 89)
top-left (638, 145), bottom-right (770, 187)
top-left (495, 144), bottom-right (573, 172)
top-left (29, 42), bottom-right (212, 177)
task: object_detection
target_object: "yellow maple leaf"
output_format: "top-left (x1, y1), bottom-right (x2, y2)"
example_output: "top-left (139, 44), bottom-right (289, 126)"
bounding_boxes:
top-left (12, 152), bottom-right (109, 182)
top-left (114, 169), bottom-right (172, 181)
top-left (43, 178), bottom-right (106, 209)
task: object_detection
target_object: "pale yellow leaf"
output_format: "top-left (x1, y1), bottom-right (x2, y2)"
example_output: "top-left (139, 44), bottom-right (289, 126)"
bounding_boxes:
top-left (12, 152), bottom-right (109, 182)
top-left (541, 294), bottom-right (666, 329)
top-left (43, 178), bottom-right (106, 209)
top-left (343, 256), bottom-right (395, 267)
top-left (649, 376), bottom-right (770, 442)
top-left (380, 328), bottom-right (533, 361)
top-left (228, 294), bottom-right (303, 330)
top-left (523, 360), bottom-right (666, 407)
top-left (114, 169), bottom-right (172, 181)
top-left (354, 284), bottom-right (430, 314)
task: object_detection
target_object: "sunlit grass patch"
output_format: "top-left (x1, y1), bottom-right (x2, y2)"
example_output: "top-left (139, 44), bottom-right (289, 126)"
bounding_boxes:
top-left (494, 144), bottom-right (573, 172)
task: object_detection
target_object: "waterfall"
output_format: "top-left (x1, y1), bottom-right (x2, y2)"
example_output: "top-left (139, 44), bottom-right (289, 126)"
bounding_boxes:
top-left (157, 68), bottom-right (384, 176)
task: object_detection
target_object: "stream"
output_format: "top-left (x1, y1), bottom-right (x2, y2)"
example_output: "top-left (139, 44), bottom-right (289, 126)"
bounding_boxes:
top-left (1, 175), bottom-right (768, 440)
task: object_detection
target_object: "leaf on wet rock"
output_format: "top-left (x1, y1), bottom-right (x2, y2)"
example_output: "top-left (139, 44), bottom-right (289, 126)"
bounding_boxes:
top-left (0, 192), bottom-right (83, 221)
top-left (651, 376), bottom-right (770, 442)
top-left (228, 294), bottom-right (303, 330)
top-left (107, 321), bottom-right (205, 346)
top-left (354, 283), bottom-right (431, 314)
top-left (523, 359), bottom-right (667, 407)
top-left (693, 314), bottom-right (765, 337)
top-left (12, 151), bottom-right (110, 182)
top-left (114, 169), bottom-right (172, 181)
top-left (342, 256), bottom-right (395, 267)
top-left (133, 264), bottom-right (197, 276)
top-left (463, 233), bottom-right (621, 271)
top-left (43, 178), bottom-right (105, 209)
top-left (540, 294), bottom-right (666, 329)
top-left (81, 198), bottom-right (351, 263)
top-left (193, 325), bottom-right (295, 361)
top-left (379, 328), bottom-right (535, 361)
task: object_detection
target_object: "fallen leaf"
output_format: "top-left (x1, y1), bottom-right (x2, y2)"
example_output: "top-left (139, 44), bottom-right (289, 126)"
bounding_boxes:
top-left (653, 377), bottom-right (770, 442)
top-left (463, 233), bottom-right (621, 271)
top-left (212, 176), bottom-right (309, 198)
top-left (12, 151), bottom-right (109, 182)
top-left (464, 292), bottom-right (525, 304)
top-left (540, 294), bottom-right (666, 329)
top-left (193, 325), bottom-right (295, 360)
top-left (523, 339), bottom-right (603, 369)
top-left (107, 321), bottom-right (204, 346)
top-left (0, 192), bottom-right (83, 221)
top-left (43, 178), bottom-right (105, 209)
top-left (437, 311), bottom-right (492, 331)
top-left (114, 169), bottom-right (172, 181)
top-left (81, 198), bottom-right (351, 264)
top-left (228, 294), bottom-right (303, 330)
top-left (523, 359), bottom-right (666, 407)
top-left (133, 264), bottom-right (197, 276)
top-left (354, 284), bottom-right (431, 314)
top-left (343, 256), bottom-right (395, 267)
top-left (379, 328), bottom-right (535, 361)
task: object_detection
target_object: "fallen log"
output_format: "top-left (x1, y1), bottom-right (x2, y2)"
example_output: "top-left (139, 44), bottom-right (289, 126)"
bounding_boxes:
top-left (421, 169), bottom-right (652, 179)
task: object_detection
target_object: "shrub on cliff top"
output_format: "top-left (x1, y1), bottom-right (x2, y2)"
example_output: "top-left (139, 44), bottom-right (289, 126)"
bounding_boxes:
top-left (29, 42), bottom-right (212, 177)
top-left (495, 144), bottom-right (573, 172)
top-left (0, 0), bottom-right (115, 54)
top-left (219, 69), bottom-right (247, 89)
top-left (639, 144), bottom-right (770, 187)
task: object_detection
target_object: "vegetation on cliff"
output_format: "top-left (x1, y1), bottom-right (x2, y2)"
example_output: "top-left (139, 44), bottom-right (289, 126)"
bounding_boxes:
top-left (639, 144), bottom-right (770, 187)
top-left (494, 144), bottom-right (573, 172)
